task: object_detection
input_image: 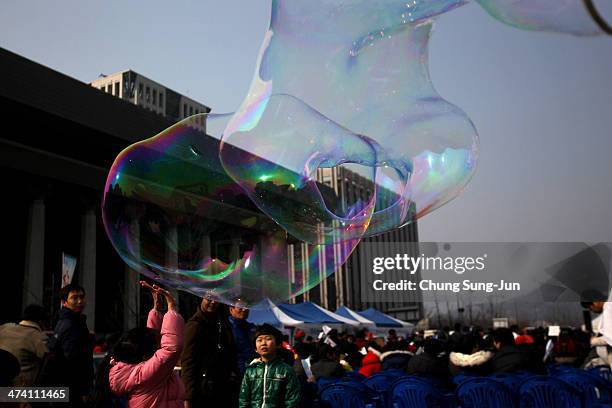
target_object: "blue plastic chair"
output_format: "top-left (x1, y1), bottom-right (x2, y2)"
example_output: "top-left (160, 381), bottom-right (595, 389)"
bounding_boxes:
top-left (364, 373), bottom-right (399, 407)
top-left (589, 366), bottom-right (612, 383)
top-left (555, 370), bottom-right (612, 407)
top-left (390, 377), bottom-right (449, 408)
top-left (519, 376), bottom-right (583, 408)
top-left (317, 376), bottom-right (339, 389)
top-left (513, 370), bottom-right (537, 379)
top-left (487, 372), bottom-right (526, 394)
top-left (452, 372), bottom-right (478, 386)
top-left (546, 364), bottom-right (574, 376)
top-left (346, 371), bottom-right (367, 382)
top-left (456, 377), bottom-right (517, 408)
top-left (320, 383), bottom-right (379, 408)
top-left (383, 369), bottom-right (407, 379)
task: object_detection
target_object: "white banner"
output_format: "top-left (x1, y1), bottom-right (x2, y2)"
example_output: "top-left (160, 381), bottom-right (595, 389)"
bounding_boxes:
top-left (61, 253), bottom-right (77, 288)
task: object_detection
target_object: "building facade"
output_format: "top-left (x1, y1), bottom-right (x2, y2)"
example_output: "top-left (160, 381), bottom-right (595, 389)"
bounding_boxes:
top-left (90, 70), bottom-right (210, 123)
top-left (290, 167), bottom-right (423, 322)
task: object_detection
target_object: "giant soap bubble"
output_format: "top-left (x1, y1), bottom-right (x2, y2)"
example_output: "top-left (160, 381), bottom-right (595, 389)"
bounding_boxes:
top-left (103, 0), bottom-right (609, 302)
top-left (220, 0), bottom-right (479, 245)
top-left (102, 114), bottom-right (362, 306)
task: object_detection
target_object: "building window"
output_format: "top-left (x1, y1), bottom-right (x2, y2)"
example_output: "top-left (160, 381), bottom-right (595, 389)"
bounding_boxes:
top-left (138, 83), bottom-right (143, 100)
top-left (152, 89), bottom-right (157, 105)
top-left (146, 86), bottom-right (150, 103)
top-left (106, 85), bottom-right (111, 93)
top-left (114, 82), bottom-right (120, 97)
top-left (184, 103), bottom-right (188, 117)
top-left (159, 93), bottom-right (164, 108)
top-left (189, 106), bottom-right (193, 115)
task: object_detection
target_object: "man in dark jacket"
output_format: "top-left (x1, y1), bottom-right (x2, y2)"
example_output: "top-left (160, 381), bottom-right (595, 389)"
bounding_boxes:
top-left (182, 295), bottom-right (240, 408)
top-left (229, 300), bottom-right (257, 377)
top-left (489, 328), bottom-right (532, 372)
top-left (310, 344), bottom-right (345, 379)
top-left (381, 342), bottom-right (412, 371)
top-left (53, 283), bottom-right (93, 406)
top-left (405, 338), bottom-right (449, 379)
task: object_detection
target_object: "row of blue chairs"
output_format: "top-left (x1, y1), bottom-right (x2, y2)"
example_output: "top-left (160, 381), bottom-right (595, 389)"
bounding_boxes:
top-left (318, 365), bottom-right (612, 408)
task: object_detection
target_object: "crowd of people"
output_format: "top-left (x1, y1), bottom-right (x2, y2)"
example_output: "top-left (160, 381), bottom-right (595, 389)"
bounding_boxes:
top-left (0, 283), bottom-right (611, 407)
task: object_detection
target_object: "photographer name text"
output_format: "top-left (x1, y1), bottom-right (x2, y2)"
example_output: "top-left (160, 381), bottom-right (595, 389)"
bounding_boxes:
top-left (372, 279), bottom-right (520, 293)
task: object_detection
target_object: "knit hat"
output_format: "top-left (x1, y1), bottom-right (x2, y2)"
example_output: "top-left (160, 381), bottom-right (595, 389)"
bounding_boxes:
top-left (254, 323), bottom-right (282, 346)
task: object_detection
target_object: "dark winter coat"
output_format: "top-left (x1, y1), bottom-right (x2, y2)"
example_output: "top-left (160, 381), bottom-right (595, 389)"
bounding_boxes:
top-left (311, 359), bottom-right (345, 379)
top-left (229, 316), bottom-right (257, 377)
top-left (406, 352), bottom-right (450, 379)
top-left (53, 307), bottom-right (93, 397)
top-left (489, 345), bottom-right (530, 373)
top-left (380, 350), bottom-right (412, 371)
top-left (181, 307), bottom-right (239, 405)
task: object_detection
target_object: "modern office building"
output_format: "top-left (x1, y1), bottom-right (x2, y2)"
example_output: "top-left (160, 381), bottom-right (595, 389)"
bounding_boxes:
top-left (293, 168), bottom-right (422, 322)
top-left (90, 70), bottom-right (210, 123)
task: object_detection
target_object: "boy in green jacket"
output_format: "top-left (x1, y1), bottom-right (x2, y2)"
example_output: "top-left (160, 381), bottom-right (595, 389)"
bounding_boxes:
top-left (239, 324), bottom-right (300, 408)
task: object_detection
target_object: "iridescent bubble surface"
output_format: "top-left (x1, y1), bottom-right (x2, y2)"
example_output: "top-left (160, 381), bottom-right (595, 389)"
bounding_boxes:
top-left (220, 94), bottom-right (386, 245)
top-left (476, 0), bottom-right (610, 36)
top-left (220, 0), bottom-right (479, 244)
top-left (102, 114), bottom-right (360, 307)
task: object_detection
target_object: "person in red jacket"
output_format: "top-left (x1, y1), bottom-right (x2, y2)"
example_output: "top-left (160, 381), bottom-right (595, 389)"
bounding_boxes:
top-left (92, 281), bottom-right (185, 408)
top-left (358, 342), bottom-right (382, 377)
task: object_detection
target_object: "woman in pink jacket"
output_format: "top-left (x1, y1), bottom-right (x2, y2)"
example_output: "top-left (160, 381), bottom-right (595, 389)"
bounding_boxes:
top-left (94, 282), bottom-right (185, 408)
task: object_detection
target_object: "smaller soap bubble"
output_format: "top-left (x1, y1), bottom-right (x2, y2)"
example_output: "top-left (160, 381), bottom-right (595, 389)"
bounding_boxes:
top-left (220, 94), bottom-right (385, 245)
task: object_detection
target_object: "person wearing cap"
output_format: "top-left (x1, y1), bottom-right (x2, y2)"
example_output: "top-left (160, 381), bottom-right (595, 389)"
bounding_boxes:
top-left (229, 299), bottom-right (257, 377)
top-left (239, 324), bottom-right (300, 408)
top-left (582, 291), bottom-right (612, 367)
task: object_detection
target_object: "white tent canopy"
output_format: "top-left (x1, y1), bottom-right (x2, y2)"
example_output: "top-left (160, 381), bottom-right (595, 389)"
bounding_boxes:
top-left (248, 298), bottom-right (304, 328)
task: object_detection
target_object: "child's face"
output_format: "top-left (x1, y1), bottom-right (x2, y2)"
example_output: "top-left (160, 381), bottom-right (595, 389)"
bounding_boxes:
top-left (256, 335), bottom-right (277, 358)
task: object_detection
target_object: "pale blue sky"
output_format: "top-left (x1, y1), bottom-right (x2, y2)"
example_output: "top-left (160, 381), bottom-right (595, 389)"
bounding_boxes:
top-left (1, 1), bottom-right (611, 242)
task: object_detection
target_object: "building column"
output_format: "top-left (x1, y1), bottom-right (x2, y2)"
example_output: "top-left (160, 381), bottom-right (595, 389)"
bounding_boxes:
top-left (202, 235), bottom-right (211, 261)
top-left (258, 232), bottom-right (289, 301)
top-left (301, 243), bottom-right (310, 302)
top-left (79, 208), bottom-right (97, 330)
top-left (124, 221), bottom-right (141, 330)
top-left (23, 198), bottom-right (45, 309)
top-left (230, 236), bottom-right (241, 260)
top-left (333, 220), bottom-right (344, 308)
top-left (287, 244), bottom-right (296, 304)
top-left (166, 225), bottom-right (180, 308)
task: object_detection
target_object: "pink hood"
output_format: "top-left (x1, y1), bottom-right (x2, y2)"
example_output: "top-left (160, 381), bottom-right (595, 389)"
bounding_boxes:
top-left (109, 309), bottom-right (185, 408)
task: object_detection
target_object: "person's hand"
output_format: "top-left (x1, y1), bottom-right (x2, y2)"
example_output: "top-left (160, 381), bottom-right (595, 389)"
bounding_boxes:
top-left (154, 285), bottom-right (177, 311)
top-left (140, 280), bottom-right (163, 310)
top-left (184, 401), bottom-right (192, 408)
top-left (590, 336), bottom-right (607, 347)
